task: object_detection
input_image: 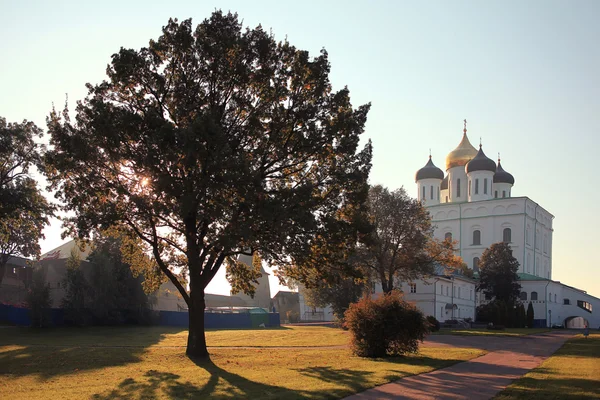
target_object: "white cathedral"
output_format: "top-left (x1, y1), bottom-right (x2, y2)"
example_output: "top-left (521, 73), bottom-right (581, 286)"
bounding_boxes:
top-left (388, 121), bottom-right (599, 329)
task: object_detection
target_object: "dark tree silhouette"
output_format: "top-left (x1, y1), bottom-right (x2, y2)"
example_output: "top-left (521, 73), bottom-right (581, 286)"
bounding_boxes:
top-left (44, 12), bottom-right (371, 358)
top-left (477, 242), bottom-right (521, 303)
top-left (0, 117), bottom-right (54, 286)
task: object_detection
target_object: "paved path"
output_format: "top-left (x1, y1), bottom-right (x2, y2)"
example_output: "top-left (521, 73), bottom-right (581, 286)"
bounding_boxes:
top-left (345, 331), bottom-right (574, 400)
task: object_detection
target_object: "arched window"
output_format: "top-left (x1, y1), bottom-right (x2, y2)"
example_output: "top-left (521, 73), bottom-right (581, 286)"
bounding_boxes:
top-left (520, 292), bottom-right (527, 301)
top-left (457, 179), bottom-right (461, 197)
top-left (502, 190), bottom-right (506, 198)
top-left (503, 228), bottom-right (511, 243)
top-left (445, 232), bottom-right (452, 241)
top-left (422, 186), bottom-right (426, 200)
top-left (495, 190), bottom-right (498, 198)
top-left (473, 257), bottom-right (480, 272)
top-left (548, 293), bottom-right (551, 302)
top-left (484, 178), bottom-right (488, 194)
top-left (473, 230), bottom-right (481, 245)
top-left (468, 180), bottom-right (472, 196)
top-left (531, 291), bottom-right (538, 301)
top-left (430, 185), bottom-right (434, 200)
top-left (475, 178), bottom-right (479, 195)
top-left (554, 294), bottom-right (557, 303)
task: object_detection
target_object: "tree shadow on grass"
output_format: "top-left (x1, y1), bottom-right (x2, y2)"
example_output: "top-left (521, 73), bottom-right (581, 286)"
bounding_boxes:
top-left (293, 355), bottom-right (472, 398)
top-left (497, 377), bottom-right (600, 400)
top-left (92, 358), bottom-right (315, 400)
top-left (0, 326), bottom-right (183, 379)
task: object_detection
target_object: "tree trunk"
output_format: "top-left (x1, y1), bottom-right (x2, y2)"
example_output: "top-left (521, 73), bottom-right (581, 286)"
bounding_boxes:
top-left (186, 288), bottom-right (210, 359)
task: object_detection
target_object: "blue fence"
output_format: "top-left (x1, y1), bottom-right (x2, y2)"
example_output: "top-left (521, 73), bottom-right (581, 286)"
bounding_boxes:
top-left (0, 304), bottom-right (280, 329)
top-left (160, 310), bottom-right (280, 329)
top-left (0, 304), bottom-right (30, 326)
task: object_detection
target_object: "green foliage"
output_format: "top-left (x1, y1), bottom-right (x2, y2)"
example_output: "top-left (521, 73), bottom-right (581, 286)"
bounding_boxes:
top-left (476, 299), bottom-right (526, 328)
top-left (361, 185), bottom-right (462, 293)
top-left (344, 291), bottom-right (428, 357)
top-left (26, 268), bottom-right (52, 327)
top-left (527, 301), bottom-right (535, 328)
top-left (227, 253), bottom-right (263, 298)
top-left (0, 117), bottom-right (55, 285)
top-left (87, 233), bottom-right (150, 325)
top-left (426, 315), bottom-right (441, 332)
top-left (516, 302), bottom-right (527, 328)
top-left (44, 11), bottom-right (371, 357)
top-left (61, 248), bottom-right (90, 325)
top-left (286, 310), bottom-right (300, 323)
top-left (477, 242), bottom-right (521, 304)
top-left (301, 277), bottom-right (365, 322)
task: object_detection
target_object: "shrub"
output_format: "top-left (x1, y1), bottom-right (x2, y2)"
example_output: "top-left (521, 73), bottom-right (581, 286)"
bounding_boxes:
top-left (344, 291), bottom-right (428, 358)
top-left (286, 310), bottom-right (300, 323)
top-left (426, 315), bottom-right (440, 332)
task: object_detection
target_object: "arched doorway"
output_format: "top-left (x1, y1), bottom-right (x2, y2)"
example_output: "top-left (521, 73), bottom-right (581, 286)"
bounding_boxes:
top-left (564, 316), bottom-right (588, 329)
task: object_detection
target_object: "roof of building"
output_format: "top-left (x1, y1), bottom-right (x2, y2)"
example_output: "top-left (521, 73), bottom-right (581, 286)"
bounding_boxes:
top-left (273, 290), bottom-right (299, 300)
top-left (4, 256), bottom-right (30, 267)
top-left (518, 273), bottom-right (550, 281)
top-left (415, 156), bottom-right (444, 182)
top-left (40, 240), bottom-right (92, 261)
top-left (493, 159), bottom-right (515, 185)
top-left (465, 146), bottom-right (496, 173)
top-left (446, 132), bottom-right (478, 170)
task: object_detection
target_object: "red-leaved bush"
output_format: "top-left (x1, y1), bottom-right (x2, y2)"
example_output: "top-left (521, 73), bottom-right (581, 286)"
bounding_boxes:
top-left (344, 291), bottom-right (428, 357)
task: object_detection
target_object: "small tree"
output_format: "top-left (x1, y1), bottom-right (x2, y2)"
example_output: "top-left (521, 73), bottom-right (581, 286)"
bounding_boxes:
top-left (361, 185), bottom-right (462, 294)
top-left (426, 315), bottom-right (440, 332)
top-left (61, 248), bottom-right (90, 325)
top-left (344, 291), bottom-right (428, 357)
top-left (87, 231), bottom-right (150, 325)
top-left (301, 276), bottom-right (366, 322)
top-left (527, 301), bottom-right (535, 328)
top-left (477, 242), bottom-right (521, 304)
top-left (516, 303), bottom-right (527, 328)
top-left (26, 268), bottom-right (51, 327)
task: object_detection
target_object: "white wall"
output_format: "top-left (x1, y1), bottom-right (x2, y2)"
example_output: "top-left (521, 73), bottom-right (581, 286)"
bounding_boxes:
top-left (520, 280), bottom-right (599, 328)
top-left (427, 197), bottom-right (553, 279)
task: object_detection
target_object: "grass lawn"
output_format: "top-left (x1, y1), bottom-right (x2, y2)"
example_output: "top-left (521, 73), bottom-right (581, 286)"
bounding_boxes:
top-left (0, 326), bottom-right (484, 399)
top-left (434, 328), bottom-right (550, 337)
top-left (495, 332), bottom-right (600, 400)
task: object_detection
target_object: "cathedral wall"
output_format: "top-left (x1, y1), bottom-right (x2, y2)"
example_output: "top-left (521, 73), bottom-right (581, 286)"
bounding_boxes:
top-left (447, 166), bottom-right (467, 203)
top-left (428, 197), bottom-right (554, 276)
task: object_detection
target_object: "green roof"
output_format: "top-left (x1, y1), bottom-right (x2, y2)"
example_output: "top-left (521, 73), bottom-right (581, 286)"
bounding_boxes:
top-left (518, 273), bottom-right (549, 281)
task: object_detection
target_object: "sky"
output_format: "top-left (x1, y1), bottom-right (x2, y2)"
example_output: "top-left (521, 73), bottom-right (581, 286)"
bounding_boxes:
top-left (1, 0), bottom-right (599, 298)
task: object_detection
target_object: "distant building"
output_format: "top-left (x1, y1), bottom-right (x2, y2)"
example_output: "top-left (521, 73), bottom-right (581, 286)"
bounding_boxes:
top-left (36, 240), bottom-right (186, 311)
top-left (272, 291), bottom-right (300, 322)
top-left (229, 254), bottom-right (272, 310)
top-left (297, 287), bottom-right (335, 322)
top-left (408, 121), bottom-right (600, 327)
top-left (0, 257), bottom-right (32, 306)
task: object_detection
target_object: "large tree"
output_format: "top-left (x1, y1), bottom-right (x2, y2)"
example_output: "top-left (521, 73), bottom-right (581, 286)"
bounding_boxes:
top-left (44, 12), bottom-right (372, 358)
top-left (0, 117), bottom-right (54, 286)
top-left (361, 185), bottom-right (461, 293)
top-left (477, 242), bottom-right (521, 303)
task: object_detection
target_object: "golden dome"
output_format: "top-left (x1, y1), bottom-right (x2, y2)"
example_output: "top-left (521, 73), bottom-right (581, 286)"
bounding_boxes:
top-left (445, 131), bottom-right (478, 170)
